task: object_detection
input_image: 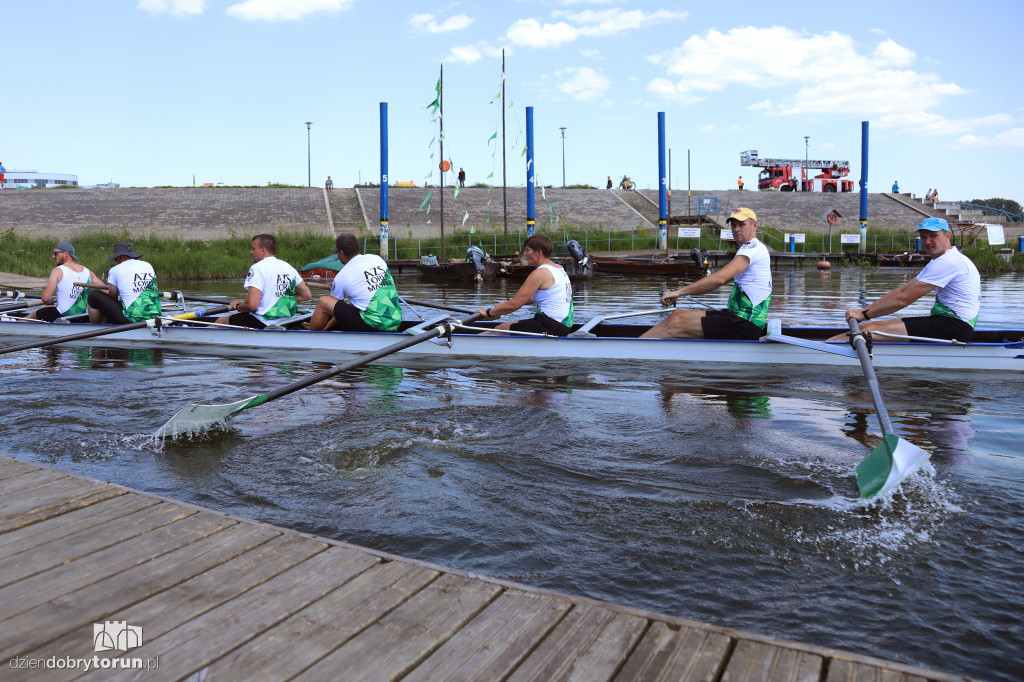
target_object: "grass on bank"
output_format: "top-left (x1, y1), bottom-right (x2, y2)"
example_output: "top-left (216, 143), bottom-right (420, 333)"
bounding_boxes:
top-left (2, 227), bottom-right (1021, 280)
top-left (0, 230), bottom-right (334, 280)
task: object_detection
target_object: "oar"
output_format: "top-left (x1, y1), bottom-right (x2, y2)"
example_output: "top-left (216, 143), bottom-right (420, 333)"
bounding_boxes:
top-left (75, 281), bottom-right (231, 306)
top-left (0, 306), bottom-right (231, 356)
top-left (0, 300), bottom-right (45, 314)
top-left (303, 279), bottom-right (332, 290)
top-left (403, 298), bottom-right (476, 315)
top-left (156, 311), bottom-right (484, 438)
top-left (2, 290), bottom-right (24, 298)
top-left (847, 318), bottom-right (930, 499)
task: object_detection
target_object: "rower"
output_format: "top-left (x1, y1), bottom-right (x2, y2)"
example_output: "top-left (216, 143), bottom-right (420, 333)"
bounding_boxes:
top-left (641, 207), bottom-right (771, 339)
top-left (308, 233), bottom-right (402, 332)
top-left (475, 234), bottom-right (574, 336)
top-left (215, 234), bottom-right (312, 329)
top-left (827, 217), bottom-right (980, 342)
top-left (87, 242), bottom-right (162, 324)
top-left (25, 241), bottom-right (103, 322)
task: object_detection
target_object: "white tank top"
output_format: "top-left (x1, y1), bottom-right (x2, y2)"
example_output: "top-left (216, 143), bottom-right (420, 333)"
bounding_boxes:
top-left (531, 264), bottom-right (573, 324)
top-left (55, 265), bottom-right (92, 314)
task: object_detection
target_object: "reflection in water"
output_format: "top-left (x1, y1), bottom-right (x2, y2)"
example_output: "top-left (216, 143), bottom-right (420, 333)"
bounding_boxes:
top-left (40, 345), bottom-right (165, 371)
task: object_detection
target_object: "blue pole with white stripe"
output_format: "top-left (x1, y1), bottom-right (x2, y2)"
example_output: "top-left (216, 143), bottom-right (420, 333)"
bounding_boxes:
top-left (526, 106), bottom-right (535, 237)
top-left (380, 102), bottom-right (389, 260)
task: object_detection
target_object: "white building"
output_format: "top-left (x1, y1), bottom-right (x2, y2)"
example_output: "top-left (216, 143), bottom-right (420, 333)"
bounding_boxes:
top-left (2, 170), bottom-right (79, 189)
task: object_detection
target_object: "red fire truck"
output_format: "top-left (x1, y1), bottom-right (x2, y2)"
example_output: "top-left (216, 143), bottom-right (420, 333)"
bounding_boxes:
top-left (740, 150), bottom-right (854, 192)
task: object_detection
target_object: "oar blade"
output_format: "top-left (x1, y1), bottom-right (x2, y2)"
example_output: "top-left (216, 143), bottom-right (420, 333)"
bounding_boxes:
top-left (856, 433), bottom-right (931, 499)
top-left (156, 394), bottom-right (267, 439)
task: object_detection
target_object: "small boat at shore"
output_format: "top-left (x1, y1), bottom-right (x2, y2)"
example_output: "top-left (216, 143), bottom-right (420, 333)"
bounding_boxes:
top-left (592, 248), bottom-right (710, 277)
top-left (2, 312), bottom-right (1021, 371)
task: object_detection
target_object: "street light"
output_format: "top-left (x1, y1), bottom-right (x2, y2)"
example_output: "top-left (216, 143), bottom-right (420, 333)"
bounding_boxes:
top-left (305, 121), bottom-right (313, 188)
top-left (559, 127), bottom-right (567, 188)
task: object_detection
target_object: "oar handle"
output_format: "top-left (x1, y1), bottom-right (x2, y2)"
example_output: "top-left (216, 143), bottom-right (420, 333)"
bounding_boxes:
top-left (0, 300), bottom-right (45, 313)
top-left (303, 280), bottom-right (332, 290)
top-left (848, 318), bottom-right (894, 436)
top-left (403, 298), bottom-right (476, 315)
top-left (75, 281), bottom-right (110, 290)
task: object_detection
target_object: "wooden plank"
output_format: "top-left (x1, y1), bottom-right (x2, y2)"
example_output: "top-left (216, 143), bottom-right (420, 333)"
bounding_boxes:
top-left (295, 572), bottom-right (502, 682)
top-left (202, 560), bottom-right (439, 680)
top-left (0, 523), bottom-right (278, 663)
top-left (827, 659), bottom-right (930, 682)
top-left (615, 621), bottom-right (731, 681)
top-left (0, 457), bottom-right (41, 480)
top-left (19, 534), bottom-right (328, 673)
top-left (401, 589), bottom-right (571, 682)
top-left (0, 468), bottom-right (69, 495)
top-left (508, 603), bottom-right (648, 682)
top-left (722, 640), bottom-right (822, 682)
top-left (0, 511), bottom-right (233, 620)
top-left (0, 480), bottom-right (125, 534)
top-left (0, 494), bottom-right (160, 558)
top-left (92, 547), bottom-right (380, 682)
top-left (0, 502), bottom-right (196, 590)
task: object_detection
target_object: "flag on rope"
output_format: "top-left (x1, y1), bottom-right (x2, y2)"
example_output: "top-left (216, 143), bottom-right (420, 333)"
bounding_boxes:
top-left (487, 132), bottom-right (497, 144)
top-left (416, 190), bottom-right (433, 214)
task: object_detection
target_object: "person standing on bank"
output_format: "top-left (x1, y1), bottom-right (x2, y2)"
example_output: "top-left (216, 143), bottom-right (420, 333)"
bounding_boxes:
top-left (214, 234), bottom-right (312, 329)
top-left (87, 242), bottom-right (162, 324)
top-left (308, 233), bottom-right (402, 332)
top-left (737, 176), bottom-right (744, 191)
top-left (457, 167), bottom-right (466, 188)
top-left (828, 217), bottom-right (980, 343)
top-left (641, 207), bottom-right (772, 340)
top-left (26, 241), bottom-right (104, 321)
top-left (475, 234), bottom-right (574, 336)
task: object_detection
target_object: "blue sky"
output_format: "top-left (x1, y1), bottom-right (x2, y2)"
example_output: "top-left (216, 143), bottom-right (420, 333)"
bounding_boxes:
top-left (4, 0), bottom-right (1021, 203)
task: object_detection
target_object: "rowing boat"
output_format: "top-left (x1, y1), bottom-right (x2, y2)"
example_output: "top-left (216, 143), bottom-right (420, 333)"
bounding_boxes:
top-left (1, 314), bottom-right (1021, 371)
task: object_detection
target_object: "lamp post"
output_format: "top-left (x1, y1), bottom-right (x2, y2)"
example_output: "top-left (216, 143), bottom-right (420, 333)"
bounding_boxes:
top-left (305, 121), bottom-right (313, 188)
top-left (559, 127), bottom-right (567, 188)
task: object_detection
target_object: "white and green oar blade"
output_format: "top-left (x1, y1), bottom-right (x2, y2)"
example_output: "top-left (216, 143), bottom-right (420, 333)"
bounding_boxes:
top-left (156, 394), bottom-right (268, 439)
top-left (856, 433), bottom-right (931, 499)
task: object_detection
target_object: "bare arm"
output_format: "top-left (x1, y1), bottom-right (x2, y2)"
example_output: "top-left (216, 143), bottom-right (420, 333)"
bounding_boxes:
top-left (661, 254), bottom-right (750, 306)
top-left (42, 268), bottom-right (62, 305)
top-left (294, 281), bottom-right (313, 304)
top-left (845, 278), bottom-right (935, 322)
top-left (477, 268), bottom-right (554, 318)
top-left (232, 287), bottom-right (263, 313)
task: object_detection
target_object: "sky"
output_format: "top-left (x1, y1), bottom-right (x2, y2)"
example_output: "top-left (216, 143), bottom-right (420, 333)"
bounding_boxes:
top-left (3, 0), bottom-right (1022, 203)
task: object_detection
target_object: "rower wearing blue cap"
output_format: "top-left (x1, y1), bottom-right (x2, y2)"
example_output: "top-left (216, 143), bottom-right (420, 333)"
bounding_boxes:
top-left (828, 217), bottom-right (981, 342)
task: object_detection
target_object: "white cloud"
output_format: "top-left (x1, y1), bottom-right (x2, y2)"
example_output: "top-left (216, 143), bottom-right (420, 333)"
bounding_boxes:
top-left (507, 19), bottom-right (579, 48)
top-left (699, 124), bottom-right (716, 132)
top-left (953, 127), bottom-right (1024, 148)
top-left (579, 48), bottom-right (601, 58)
top-left (410, 13), bottom-right (473, 33)
top-left (506, 9), bottom-right (685, 49)
top-left (821, 142), bottom-right (836, 149)
top-left (448, 44), bottom-right (483, 64)
top-left (557, 66), bottom-right (611, 101)
top-left (556, 8), bottom-right (688, 37)
top-left (138, 0), bottom-right (205, 16)
top-left (227, 0), bottom-right (353, 21)
top-left (647, 26), bottom-right (986, 138)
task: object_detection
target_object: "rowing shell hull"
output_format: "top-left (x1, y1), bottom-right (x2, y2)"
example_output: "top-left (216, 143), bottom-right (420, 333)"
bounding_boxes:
top-left (2, 319), bottom-right (1022, 371)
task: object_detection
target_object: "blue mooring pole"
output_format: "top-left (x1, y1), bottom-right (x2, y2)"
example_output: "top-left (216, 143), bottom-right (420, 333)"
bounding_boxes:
top-left (380, 102), bottom-right (389, 260)
top-left (658, 112), bottom-right (667, 250)
top-left (526, 106), bottom-right (535, 237)
top-left (859, 121), bottom-right (869, 254)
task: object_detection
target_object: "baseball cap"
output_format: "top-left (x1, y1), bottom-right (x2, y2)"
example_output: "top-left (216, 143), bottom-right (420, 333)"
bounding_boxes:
top-left (918, 217), bottom-right (950, 232)
top-left (727, 207), bottom-right (757, 223)
top-left (53, 241), bottom-right (78, 260)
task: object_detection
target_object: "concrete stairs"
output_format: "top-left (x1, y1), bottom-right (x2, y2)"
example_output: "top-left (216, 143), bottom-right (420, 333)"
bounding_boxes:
top-left (885, 192), bottom-right (1006, 223)
top-left (327, 189), bottom-right (368, 235)
top-left (610, 189), bottom-right (657, 227)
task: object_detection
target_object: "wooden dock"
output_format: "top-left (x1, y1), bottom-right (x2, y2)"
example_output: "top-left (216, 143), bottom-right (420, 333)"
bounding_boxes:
top-left (0, 453), bottom-right (966, 681)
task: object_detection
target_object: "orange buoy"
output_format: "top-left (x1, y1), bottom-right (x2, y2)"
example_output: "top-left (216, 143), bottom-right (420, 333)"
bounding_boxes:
top-left (440, 160), bottom-right (451, 172)
top-left (817, 260), bottom-right (831, 270)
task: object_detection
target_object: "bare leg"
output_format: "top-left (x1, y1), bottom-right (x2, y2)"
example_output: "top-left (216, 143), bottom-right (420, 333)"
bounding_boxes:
top-left (640, 310), bottom-right (706, 338)
top-left (826, 318), bottom-right (908, 341)
top-left (479, 321), bottom-right (514, 336)
top-left (308, 296), bottom-right (339, 331)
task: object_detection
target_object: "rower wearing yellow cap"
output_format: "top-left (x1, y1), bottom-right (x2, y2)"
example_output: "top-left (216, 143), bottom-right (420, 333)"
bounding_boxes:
top-left (641, 207), bottom-right (772, 340)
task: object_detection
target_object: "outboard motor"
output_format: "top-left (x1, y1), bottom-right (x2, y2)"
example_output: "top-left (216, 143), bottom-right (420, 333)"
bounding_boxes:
top-left (690, 248), bottom-right (710, 276)
top-left (566, 239), bottom-right (591, 275)
top-left (466, 245), bottom-right (490, 281)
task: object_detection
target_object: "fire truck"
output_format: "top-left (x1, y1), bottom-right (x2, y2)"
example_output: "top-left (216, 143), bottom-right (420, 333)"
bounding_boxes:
top-left (740, 150), bottom-right (854, 192)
